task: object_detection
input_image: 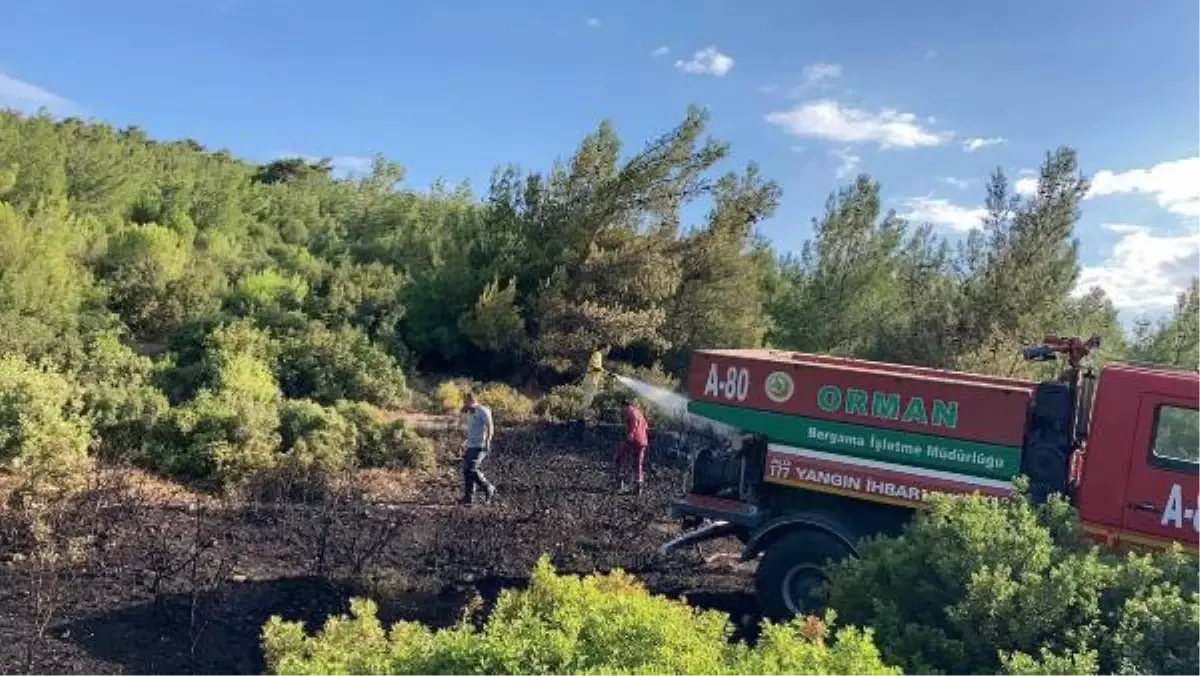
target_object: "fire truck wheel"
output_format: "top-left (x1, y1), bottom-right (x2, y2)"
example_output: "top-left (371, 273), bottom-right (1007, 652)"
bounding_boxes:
top-left (754, 529), bottom-right (848, 621)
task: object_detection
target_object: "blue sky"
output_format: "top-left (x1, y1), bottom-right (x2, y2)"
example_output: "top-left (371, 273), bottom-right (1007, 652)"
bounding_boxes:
top-left (1, 0), bottom-right (1197, 322)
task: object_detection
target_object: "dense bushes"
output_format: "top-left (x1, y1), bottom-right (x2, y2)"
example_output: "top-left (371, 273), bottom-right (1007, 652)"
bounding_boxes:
top-left (431, 380), bottom-right (465, 414)
top-left (72, 331), bottom-right (169, 462)
top-left (824, 486), bottom-right (1200, 675)
top-left (154, 355), bottom-right (284, 487)
top-left (474, 383), bottom-right (534, 422)
top-left (278, 323), bottom-right (408, 408)
top-left (0, 355), bottom-right (93, 497)
top-left (276, 398), bottom-right (357, 491)
top-left (533, 383), bottom-right (584, 420)
top-left (262, 556), bottom-right (899, 675)
top-left (430, 380), bottom-right (536, 423)
top-left (335, 400), bottom-right (434, 470)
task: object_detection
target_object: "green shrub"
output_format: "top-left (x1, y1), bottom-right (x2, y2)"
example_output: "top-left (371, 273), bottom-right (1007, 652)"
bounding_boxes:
top-left (431, 380), bottom-right (464, 414)
top-left (999, 647), bottom-right (1099, 675)
top-left (160, 317), bottom-right (281, 403)
top-left (608, 360), bottom-right (681, 392)
top-left (474, 383), bottom-right (534, 422)
top-left (825, 486), bottom-right (1200, 675)
top-left (262, 555), bottom-right (898, 675)
top-left (72, 331), bottom-right (170, 462)
top-left (534, 383), bottom-right (584, 420)
top-left (279, 323), bottom-right (408, 408)
top-left (154, 351), bottom-right (283, 487)
top-left (95, 222), bottom-right (197, 338)
top-left (226, 267), bottom-right (309, 316)
top-left (405, 389), bottom-right (433, 414)
top-left (335, 401), bottom-right (435, 470)
top-left (391, 422), bottom-right (436, 470)
top-left (305, 259), bottom-right (405, 343)
top-left (278, 399), bottom-right (356, 487)
top-left (0, 355), bottom-right (94, 498)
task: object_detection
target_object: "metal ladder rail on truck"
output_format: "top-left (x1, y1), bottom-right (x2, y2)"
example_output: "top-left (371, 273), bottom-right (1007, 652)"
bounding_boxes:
top-left (658, 336), bottom-right (1200, 620)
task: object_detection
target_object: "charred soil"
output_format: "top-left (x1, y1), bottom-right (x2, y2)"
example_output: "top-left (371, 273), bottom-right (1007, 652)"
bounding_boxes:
top-left (0, 422), bottom-right (753, 675)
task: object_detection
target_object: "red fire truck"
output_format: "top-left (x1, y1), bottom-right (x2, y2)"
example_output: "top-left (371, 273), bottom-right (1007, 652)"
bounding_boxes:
top-left (660, 337), bottom-right (1199, 619)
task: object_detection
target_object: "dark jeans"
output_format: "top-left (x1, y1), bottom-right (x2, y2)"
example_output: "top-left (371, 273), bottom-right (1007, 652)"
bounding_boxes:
top-left (462, 446), bottom-right (494, 501)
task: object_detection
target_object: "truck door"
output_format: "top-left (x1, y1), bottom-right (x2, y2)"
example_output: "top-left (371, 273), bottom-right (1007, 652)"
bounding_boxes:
top-left (1121, 395), bottom-right (1199, 550)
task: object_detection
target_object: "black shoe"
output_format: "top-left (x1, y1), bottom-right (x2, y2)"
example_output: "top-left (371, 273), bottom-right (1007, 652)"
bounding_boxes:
top-left (634, 483), bottom-right (643, 496)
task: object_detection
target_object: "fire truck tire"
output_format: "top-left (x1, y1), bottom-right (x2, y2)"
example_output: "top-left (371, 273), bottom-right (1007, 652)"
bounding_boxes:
top-left (754, 529), bottom-right (849, 621)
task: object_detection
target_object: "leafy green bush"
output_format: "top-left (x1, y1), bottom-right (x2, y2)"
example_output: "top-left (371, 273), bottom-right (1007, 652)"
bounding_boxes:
top-left (277, 399), bottom-right (356, 490)
top-left (534, 383), bottom-right (584, 420)
top-left (430, 380), bottom-right (465, 414)
top-left (154, 350), bottom-right (283, 487)
top-left (262, 555), bottom-right (898, 675)
top-left (305, 260), bottom-right (405, 343)
top-left (72, 331), bottom-right (170, 462)
top-left (162, 317), bottom-right (282, 403)
top-left (95, 222), bottom-right (194, 338)
top-left (335, 401), bottom-right (436, 470)
top-left (474, 383), bottom-right (534, 422)
top-left (391, 422), bottom-right (436, 470)
top-left (825, 486), bottom-right (1200, 675)
top-left (226, 267), bottom-right (309, 317)
top-left (0, 355), bottom-right (94, 497)
top-left (457, 277), bottom-right (526, 354)
top-left (279, 323), bottom-right (408, 408)
top-left (608, 360), bottom-right (681, 392)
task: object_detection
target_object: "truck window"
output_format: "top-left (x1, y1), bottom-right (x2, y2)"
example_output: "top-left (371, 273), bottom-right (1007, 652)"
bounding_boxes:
top-left (1150, 405), bottom-right (1199, 470)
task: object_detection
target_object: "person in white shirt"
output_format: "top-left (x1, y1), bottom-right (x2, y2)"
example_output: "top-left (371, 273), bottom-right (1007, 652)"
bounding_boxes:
top-left (460, 392), bottom-right (496, 504)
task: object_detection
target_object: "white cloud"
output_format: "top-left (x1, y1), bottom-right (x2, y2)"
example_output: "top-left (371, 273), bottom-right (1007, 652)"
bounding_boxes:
top-left (939, 176), bottom-right (971, 189)
top-left (1104, 223), bottom-right (1144, 234)
top-left (1014, 176), bottom-right (1038, 196)
top-left (924, 49), bottom-right (938, 59)
top-left (832, 147), bottom-right (860, 179)
top-left (765, 99), bottom-right (949, 150)
top-left (586, 17), bottom-right (601, 28)
top-left (760, 64), bottom-right (843, 99)
top-left (1076, 224), bottom-right (1200, 310)
top-left (962, 136), bottom-right (1005, 152)
top-left (651, 46), bottom-right (669, 57)
top-left (803, 63), bottom-right (842, 86)
top-left (674, 47), bottom-right (734, 77)
top-left (899, 197), bottom-right (987, 232)
top-left (1088, 156), bottom-right (1200, 218)
top-left (0, 72), bottom-right (77, 115)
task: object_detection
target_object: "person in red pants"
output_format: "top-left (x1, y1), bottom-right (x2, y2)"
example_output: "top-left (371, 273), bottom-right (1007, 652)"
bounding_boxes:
top-left (614, 396), bottom-right (649, 495)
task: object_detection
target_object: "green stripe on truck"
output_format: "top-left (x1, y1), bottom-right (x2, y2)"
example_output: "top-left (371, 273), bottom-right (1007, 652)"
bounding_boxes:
top-left (688, 400), bottom-right (1022, 481)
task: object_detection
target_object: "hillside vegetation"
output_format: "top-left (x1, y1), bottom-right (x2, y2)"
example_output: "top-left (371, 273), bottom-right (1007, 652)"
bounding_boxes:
top-left (1, 107), bottom-right (1196, 491)
top-left (0, 108), bottom-right (1196, 675)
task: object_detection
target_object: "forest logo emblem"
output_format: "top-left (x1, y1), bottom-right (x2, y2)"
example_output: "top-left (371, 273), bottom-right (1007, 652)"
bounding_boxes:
top-left (764, 371), bottom-right (795, 403)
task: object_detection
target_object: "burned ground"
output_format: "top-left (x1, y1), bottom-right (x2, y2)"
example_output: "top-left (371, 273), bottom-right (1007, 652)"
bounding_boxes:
top-left (0, 422), bottom-right (754, 675)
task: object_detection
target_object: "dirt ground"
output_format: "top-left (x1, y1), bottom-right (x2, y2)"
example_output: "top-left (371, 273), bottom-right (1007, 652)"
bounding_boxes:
top-left (0, 421), bottom-right (756, 675)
